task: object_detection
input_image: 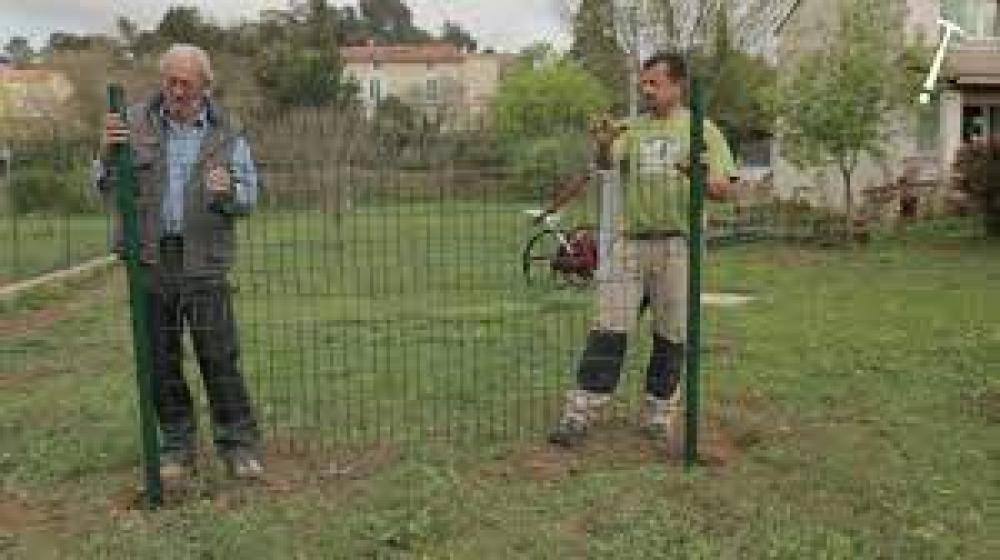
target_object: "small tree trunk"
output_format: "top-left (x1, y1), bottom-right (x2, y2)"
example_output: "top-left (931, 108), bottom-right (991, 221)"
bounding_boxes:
top-left (842, 168), bottom-right (854, 242)
top-left (987, 194), bottom-right (1000, 237)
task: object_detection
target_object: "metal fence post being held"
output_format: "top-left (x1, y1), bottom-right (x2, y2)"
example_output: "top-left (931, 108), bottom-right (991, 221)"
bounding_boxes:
top-left (108, 83), bottom-right (162, 508)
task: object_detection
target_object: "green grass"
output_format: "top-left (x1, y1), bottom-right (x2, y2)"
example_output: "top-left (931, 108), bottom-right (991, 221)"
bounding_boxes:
top-left (0, 214), bottom-right (111, 284)
top-left (0, 205), bottom-right (997, 558)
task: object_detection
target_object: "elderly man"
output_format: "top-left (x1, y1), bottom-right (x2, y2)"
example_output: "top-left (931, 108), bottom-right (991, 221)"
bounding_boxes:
top-left (97, 44), bottom-right (262, 479)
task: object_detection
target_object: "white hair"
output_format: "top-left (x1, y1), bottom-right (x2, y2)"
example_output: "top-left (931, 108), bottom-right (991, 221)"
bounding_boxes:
top-left (159, 44), bottom-right (214, 86)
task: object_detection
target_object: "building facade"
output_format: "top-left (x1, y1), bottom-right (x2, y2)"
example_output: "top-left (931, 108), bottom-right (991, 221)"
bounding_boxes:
top-left (341, 42), bottom-right (516, 127)
top-left (776, 0), bottom-right (1000, 211)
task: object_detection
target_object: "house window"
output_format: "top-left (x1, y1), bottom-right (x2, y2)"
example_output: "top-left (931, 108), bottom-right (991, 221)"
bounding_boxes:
top-left (373, 61), bottom-right (383, 70)
top-left (961, 104), bottom-right (1000, 143)
top-left (426, 78), bottom-right (439, 103)
top-left (369, 78), bottom-right (382, 101)
top-left (941, 0), bottom-right (1000, 39)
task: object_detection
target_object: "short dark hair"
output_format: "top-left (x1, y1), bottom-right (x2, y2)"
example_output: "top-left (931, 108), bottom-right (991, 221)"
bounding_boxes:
top-left (641, 51), bottom-right (687, 81)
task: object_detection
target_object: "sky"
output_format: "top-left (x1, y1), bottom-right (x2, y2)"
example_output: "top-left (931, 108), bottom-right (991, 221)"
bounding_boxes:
top-left (0, 0), bottom-right (573, 53)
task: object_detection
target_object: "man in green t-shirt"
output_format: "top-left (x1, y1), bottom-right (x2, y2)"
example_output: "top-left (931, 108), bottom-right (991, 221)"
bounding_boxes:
top-left (543, 52), bottom-right (737, 447)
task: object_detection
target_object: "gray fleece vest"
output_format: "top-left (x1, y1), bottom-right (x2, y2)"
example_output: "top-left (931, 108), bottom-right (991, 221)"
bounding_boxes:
top-left (125, 95), bottom-right (243, 276)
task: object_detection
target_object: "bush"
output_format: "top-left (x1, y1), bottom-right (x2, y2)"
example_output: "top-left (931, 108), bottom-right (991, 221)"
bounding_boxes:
top-left (954, 135), bottom-right (1000, 237)
top-left (502, 132), bottom-right (590, 201)
top-left (7, 162), bottom-right (99, 215)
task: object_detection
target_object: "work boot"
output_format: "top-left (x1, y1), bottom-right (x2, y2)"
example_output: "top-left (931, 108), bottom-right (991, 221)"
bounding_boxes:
top-left (548, 389), bottom-right (612, 447)
top-left (224, 448), bottom-right (264, 480)
top-left (641, 393), bottom-right (680, 440)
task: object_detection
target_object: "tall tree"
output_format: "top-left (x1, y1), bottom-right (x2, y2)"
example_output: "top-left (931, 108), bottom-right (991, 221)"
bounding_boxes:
top-left (256, 45), bottom-right (357, 109)
top-left (116, 16), bottom-right (139, 50)
top-left (155, 6), bottom-right (222, 48)
top-left (255, 0), bottom-right (358, 109)
top-left (441, 21), bottom-right (477, 52)
top-left (302, 0), bottom-right (343, 49)
top-left (4, 36), bottom-right (33, 64)
top-left (568, 0), bottom-right (629, 113)
top-left (359, 0), bottom-right (431, 43)
top-left (156, 6), bottom-right (205, 44)
top-left (359, 0), bottom-right (413, 34)
top-left (704, 3), bottom-right (776, 153)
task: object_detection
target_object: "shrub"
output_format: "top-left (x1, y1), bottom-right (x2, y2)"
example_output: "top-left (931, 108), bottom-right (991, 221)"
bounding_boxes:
top-left (954, 135), bottom-right (1000, 237)
top-left (7, 162), bottom-right (99, 215)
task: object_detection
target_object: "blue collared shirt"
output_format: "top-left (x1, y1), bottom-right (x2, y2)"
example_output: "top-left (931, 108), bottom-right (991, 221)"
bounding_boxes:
top-left (95, 104), bottom-right (260, 235)
top-left (160, 106), bottom-right (258, 234)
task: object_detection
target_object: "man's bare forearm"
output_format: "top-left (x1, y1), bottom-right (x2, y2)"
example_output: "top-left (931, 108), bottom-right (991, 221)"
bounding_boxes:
top-left (542, 172), bottom-right (590, 215)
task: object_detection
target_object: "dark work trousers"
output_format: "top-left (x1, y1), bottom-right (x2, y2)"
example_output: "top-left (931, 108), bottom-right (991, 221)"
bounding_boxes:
top-left (146, 236), bottom-right (260, 460)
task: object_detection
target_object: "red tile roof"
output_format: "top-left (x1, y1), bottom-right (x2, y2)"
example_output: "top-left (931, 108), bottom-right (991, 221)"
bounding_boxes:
top-left (342, 42), bottom-right (466, 64)
top-left (0, 68), bottom-right (66, 83)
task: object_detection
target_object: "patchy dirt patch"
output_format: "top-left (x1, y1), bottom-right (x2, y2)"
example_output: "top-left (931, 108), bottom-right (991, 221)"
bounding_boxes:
top-left (963, 385), bottom-right (1000, 424)
top-left (0, 273), bottom-right (116, 338)
top-left (0, 307), bottom-right (72, 338)
top-left (0, 495), bottom-right (46, 534)
top-left (0, 493), bottom-right (71, 550)
top-left (108, 440), bottom-right (403, 513)
top-left (482, 415), bottom-right (749, 483)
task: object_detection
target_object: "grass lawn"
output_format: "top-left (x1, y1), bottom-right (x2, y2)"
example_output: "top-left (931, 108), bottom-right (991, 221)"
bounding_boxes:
top-left (0, 204), bottom-right (996, 558)
top-left (0, 214), bottom-right (111, 285)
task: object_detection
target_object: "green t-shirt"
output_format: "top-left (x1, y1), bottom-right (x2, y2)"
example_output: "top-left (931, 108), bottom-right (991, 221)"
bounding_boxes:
top-left (568, 110), bottom-right (736, 234)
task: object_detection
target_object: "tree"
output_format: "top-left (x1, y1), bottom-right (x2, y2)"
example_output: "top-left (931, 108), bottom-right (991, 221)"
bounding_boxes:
top-left (703, 3), bottom-right (777, 153)
top-left (254, 0), bottom-right (359, 110)
top-left (516, 42), bottom-right (558, 68)
top-left (564, 0), bottom-right (790, 125)
top-left (4, 37), bottom-right (33, 65)
top-left (302, 0), bottom-right (343, 49)
top-left (494, 60), bottom-right (611, 138)
top-left (568, 0), bottom-right (629, 113)
top-left (441, 21), bottom-right (477, 53)
top-left (116, 16), bottom-right (139, 50)
top-left (155, 6), bottom-right (222, 48)
top-left (156, 7), bottom-right (205, 44)
top-left (256, 44), bottom-right (357, 109)
top-left (773, 0), bottom-right (923, 234)
top-left (359, 0), bottom-right (431, 43)
top-left (360, 0), bottom-right (413, 34)
top-left (493, 60), bottom-right (612, 198)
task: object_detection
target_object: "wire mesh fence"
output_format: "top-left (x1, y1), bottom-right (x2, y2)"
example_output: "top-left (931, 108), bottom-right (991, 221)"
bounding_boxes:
top-left (0, 91), bottom-right (993, 512)
top-left (0, 120), bottom-right (112, 285)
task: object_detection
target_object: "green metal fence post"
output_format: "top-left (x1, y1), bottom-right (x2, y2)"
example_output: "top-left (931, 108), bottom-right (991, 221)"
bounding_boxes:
top-left (685, 75), bottom-right (706, 469)
top-left (108, 84), bottom-right (162, 508)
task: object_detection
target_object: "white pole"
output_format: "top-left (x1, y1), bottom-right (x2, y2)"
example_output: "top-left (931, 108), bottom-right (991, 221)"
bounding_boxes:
top-left (596, 169), bottom-right (621, 282)
top-left (920, 19), bottom-right (965, 105)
